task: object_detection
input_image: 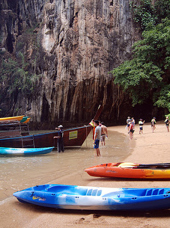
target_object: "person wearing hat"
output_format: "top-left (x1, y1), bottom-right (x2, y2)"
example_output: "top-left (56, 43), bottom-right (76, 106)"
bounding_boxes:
top-left (54, 125), bottom-right (64, 152)
top-left (164, 116), bottom-right (170, 132)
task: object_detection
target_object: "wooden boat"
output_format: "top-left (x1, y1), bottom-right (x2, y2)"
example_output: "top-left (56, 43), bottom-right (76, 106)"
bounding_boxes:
top-left (85, 162), bottom-right (170, 179)
top-left (13, 184), bottom-right (170, 210)
top-left (0, 105), bottom-right (102, 148)
top-left (0, 124), bottom-right (92, 148)
top-left (0, 146), bottom-right (54, 156)
top-left (0, 115), bottom-right (24, 122)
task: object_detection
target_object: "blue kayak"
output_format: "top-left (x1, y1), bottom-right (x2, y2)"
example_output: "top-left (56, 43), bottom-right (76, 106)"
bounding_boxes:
top-left (0, 147), bottom-right (54, 155)
top-left (13, 184), bottom-right (170, 210)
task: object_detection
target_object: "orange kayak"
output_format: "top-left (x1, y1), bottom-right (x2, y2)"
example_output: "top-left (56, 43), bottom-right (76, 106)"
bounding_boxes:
top-left (85, 162), bottom-right (170, 179)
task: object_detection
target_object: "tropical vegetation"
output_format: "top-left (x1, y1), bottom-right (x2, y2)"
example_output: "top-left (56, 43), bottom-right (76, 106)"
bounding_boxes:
top-left (111, 0), bottom-right (170, 115)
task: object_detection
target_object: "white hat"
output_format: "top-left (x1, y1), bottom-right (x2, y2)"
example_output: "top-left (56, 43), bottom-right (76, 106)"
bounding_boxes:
top-left (58, 125), bottom-right (63, 128)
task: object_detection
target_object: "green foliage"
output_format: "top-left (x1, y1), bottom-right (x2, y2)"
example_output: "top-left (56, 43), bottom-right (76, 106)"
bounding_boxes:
top-left (154, 85), bottom-right (170, 110)
top-left (0, 52), bottom-right (39, 97)
top-left (113, 58), bottom-right (163, 106)
top-left (111, 0), bottom-right (170, 112)
top-left (130, 0), bottom-right (170, 31)
top-left (165, 113), bottom-right (170, 119)
top-left (130, 0), bottom-right (156, 31)
top-left (154, 0), bottom-right (170, 23)
top-left (133, 19), bottom-right (170, 70)
top-left (0, 21), bottom-right (42, 102)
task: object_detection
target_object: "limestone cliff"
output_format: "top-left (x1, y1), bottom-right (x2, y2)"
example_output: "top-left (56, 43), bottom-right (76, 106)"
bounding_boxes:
top-left (0, 0), bottom-right (140, 128)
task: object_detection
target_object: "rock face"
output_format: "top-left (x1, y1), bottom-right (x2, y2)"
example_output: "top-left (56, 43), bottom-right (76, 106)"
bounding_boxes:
top-left (0, 0), bottom-right (140, 128)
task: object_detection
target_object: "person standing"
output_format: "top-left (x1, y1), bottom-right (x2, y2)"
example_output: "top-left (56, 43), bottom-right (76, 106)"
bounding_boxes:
top-left (93, 120), bottom-right (101, 156)
top-left (131, 117), bottom-right (135, 129)
top-left (151, 117), bottom-right (156, 133)
top-left (54, 125), bottom-right (64, 152)
top-left (139, 119), bottom-right (145, 134)
top-left (126, 116), bottom-right (131, 132)
top-left (164, 116), bottom-right (170, 132)
top-left (129, 120), bottom-right (134, 140)
top-left (100, 122), bottom-right (108, 146)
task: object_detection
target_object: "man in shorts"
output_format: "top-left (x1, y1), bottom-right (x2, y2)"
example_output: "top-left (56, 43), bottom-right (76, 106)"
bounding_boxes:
top-left (100, 122), bottom-right (108, 146)
top-left (93, 120), bottom-right (101, 156)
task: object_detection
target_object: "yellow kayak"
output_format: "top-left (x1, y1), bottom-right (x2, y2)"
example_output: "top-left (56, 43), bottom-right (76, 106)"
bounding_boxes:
top-left (0, 115), bottom-right (24, 122)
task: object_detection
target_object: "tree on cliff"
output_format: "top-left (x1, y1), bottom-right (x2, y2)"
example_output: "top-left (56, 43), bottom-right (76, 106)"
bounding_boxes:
top-left (111, 0), bottom-right (170, 113)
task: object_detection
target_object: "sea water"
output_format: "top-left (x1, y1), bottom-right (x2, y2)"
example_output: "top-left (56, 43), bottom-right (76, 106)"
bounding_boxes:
top-left (0, 129), bottom-right (131, 202)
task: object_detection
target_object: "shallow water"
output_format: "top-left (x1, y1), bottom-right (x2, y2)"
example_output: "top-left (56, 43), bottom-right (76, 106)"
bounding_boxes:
top-left (0, 129), bottom-right (130, 202)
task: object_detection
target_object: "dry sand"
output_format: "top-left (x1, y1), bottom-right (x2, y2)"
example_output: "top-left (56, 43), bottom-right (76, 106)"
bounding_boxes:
top-left (1, 122), bottom-right (170, 228)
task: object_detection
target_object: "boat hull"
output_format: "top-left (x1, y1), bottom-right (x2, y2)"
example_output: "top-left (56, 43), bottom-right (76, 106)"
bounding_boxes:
top-left (0, 105), bottom-right (102, 148)
top-left (0, 125), bottom-right (92, 148)
top-left (0, 115), bottom-right (24, 122)
top-left (0, 147), bottom-right (54, 155)
top-left (85, 162), bottom-right (170, 179)
top-left (13, 184), bottom-right (170, 210)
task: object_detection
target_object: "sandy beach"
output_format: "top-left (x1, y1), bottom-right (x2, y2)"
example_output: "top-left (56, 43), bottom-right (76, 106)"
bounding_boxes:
top-left (1, 122), bottom-right (170, 228)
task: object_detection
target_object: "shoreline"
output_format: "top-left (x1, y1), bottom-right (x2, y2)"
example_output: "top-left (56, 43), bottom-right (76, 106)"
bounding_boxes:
top-left (1, 122), bottom-right (170, 228)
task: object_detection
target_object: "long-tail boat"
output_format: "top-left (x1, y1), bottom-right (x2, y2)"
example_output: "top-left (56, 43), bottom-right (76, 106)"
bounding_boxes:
top-left (0, 106), bottom-right (102, 148)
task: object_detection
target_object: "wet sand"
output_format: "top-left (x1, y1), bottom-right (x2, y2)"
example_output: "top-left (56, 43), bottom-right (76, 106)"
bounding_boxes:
top-left (1, 122), bottom-right (170, 228)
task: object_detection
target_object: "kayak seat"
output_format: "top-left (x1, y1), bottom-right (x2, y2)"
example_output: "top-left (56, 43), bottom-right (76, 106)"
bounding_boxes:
top-left (153, 189), bottom-right (159, 195)
top-left (47, 186), bottom-right (88, 196)
top-left (146, 189), bottom-right (153, 196)
top-left (92, 189), bottom-right (97, 196)
top-left (159, 189), bottom-right (164, 194)
top-left (146, 189), bottom-right (164, 196)
top-left (86, 189), bottom-right (102, 196)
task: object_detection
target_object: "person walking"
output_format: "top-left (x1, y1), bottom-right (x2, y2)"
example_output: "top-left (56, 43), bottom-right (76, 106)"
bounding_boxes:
top-left (151, 117), bottom-right (156, 133)
top-left (54, 125), bottom-right (64, 152)
top-left (139, 119), bottom-right (145, 134)
top-left (129, 120), bottom-right (134, 139)
top-left (164, 116), bottom-right (170, 132)
top-left (131, 117), bottom-right (135, 129)
top-left (93, 120), bottom-right (101, 156)
top-left (126, 116), bottom-right (131, 132)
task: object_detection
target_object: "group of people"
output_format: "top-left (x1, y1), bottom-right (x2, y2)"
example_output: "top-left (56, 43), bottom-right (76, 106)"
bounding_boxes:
top-left (53, 115), bottom-right (169, 154)
top-left (53, 120), bottom-right (108, 156)
top-left (149, 116), bottom-right (170, 133)
top-left (126, 115), bottom-right (170, 138)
